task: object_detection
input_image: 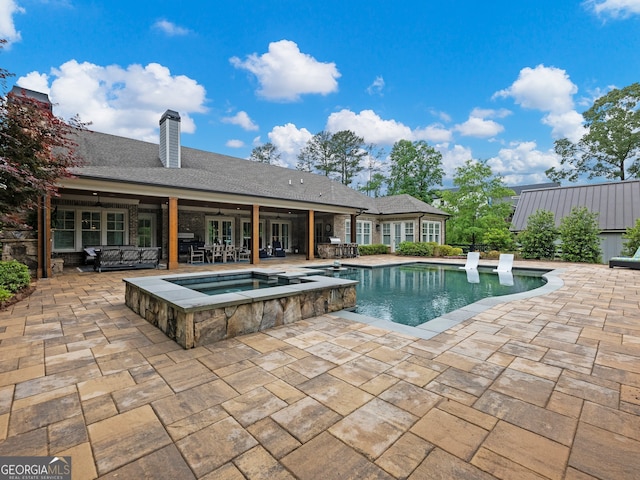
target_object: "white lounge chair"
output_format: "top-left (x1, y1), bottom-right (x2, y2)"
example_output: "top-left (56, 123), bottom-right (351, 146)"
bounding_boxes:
top-left (493, 254), bottom-right (514, 273)
top-left (497, 271), bottom-right (514, 286)
top-left (459, 251), bottom-right (480, 270)
top-left (466, 268), bottom-right (480, 283)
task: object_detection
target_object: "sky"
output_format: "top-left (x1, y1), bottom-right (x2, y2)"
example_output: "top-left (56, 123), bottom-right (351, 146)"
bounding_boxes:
top-left (2, 0), bottom-right (640, 190)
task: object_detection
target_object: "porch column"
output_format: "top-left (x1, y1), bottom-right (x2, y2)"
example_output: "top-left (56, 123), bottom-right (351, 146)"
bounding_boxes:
top-left (350, 213), bottom-right (357, 243)
top-left (307, 209), bottom-right (314, 260)
top-left (168, 197), bottom-right (179, 270)
top-left (251, 204), bottom-right (260, 264)
top-left (37, 195), bottom-right (52, 279)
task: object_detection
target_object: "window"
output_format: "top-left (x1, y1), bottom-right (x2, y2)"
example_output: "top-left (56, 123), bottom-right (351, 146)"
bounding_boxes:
top-left (137, 214), bottom-right (154, 247)
top-left (106, 212), bottom-right (125, 245)
top-left (81, 211), bottom-right (101, 246)
top-left (271, 221), bottom-right (290, 250)
top-left (206, 217), bottom-right (234, 245)
top-left (421, 221), bottom-right (441, 243)
top-left (404, 222), bottom-right (414, 242)
top-left (54, 209), bottom-right (76, 250)
top-left (345, 219), bottom-right (372, 245)
top-left (382, 223), bottom-right (391, 246)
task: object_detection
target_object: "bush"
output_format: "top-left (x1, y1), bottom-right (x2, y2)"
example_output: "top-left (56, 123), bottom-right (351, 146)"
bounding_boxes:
top-left (621, 218), bottom-right (640, 256)
top-left (482, 227), bottom-right (516, 251)
top-left (395, 242), bottom-right (434, 256)
top-left (559, 207), bottom-right (602, 263)
top-left (0, 260), bottom-right (31, 293)
top-left (518, 210), bottom-right (559, 259)
top-left (0, 287), bottom-right (11, 303)
top-left (358, 244), bottom-right (389, 255)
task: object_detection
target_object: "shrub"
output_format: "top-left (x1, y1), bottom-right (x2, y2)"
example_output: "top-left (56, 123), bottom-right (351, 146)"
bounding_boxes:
top-left (358, 244), bottom-right (389, 255)
top-left (0, 260), bottom-right (31, 293)
top-left (482, 227), bottom-right (516, 252)
top-left (0, 287), bottom-right (11, 303)
top-left (518, 210), bottom-right (559, 259)
top-left (621, 218), bottom-right (640, 256)
top-left (559, 207), bottom-right (602, 263)
top-left (395, 242), bottom-right (434, 256)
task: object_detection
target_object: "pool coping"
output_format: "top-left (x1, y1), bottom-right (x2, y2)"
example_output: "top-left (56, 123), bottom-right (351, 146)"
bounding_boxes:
top-left (330, 264), bottom-right (566, 340)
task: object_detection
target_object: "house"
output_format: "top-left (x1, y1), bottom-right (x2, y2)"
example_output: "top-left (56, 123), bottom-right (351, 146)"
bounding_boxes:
top-left (510, 180), bottom-right (640, 263)
top-left (20, 89), bottom-right (448, 276)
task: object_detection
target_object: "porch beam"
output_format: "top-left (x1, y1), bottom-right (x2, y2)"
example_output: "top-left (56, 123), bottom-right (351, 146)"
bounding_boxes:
top-left (307, 209), bottom-right (314, 260)
top-left (251, 204), bottom-right (260, 264)
top-left (350, 213), bottom-right (357, 244)
top-left (168, 197), bottom-right (179, 270)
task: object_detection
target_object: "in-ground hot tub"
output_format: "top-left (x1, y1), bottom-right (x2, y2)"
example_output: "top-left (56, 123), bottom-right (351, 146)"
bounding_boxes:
top-left (123, 268), bottom-right (357, 348)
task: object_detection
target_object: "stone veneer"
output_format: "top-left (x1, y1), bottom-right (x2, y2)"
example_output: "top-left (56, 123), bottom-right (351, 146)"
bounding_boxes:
top-left (124, 269), bottom-right (357, 349)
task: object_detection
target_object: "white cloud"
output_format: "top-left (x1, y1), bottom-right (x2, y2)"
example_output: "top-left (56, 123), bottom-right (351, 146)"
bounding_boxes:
top-left (440, 144), bottom-right (474, 177)
top-left (230, 40), bottom-right (340, 102)
top-left (17, 60), bottom-right (207, 142)
top-left (494, 65), bottom-right (585, 141)
top-left (0, 0), bottom-right (24, 47)
top-left (455, 109), bottom-right (508, 138)
top-left (326, 109), bottom-right (453, 145)
top-left (486, 141), bottom-right (560, 183)
top-left (267, 123), bottom-right (313, 168)
top-left (366, 76), bottom-right (385, 96)
top-left (584, 0), bottom-right (640, 18)
top-left (221, 111), bottom-right (258, 131)
top-left (15, 71), bottom-right (49, 92)
top-left (153, 19), bottom-right (191, 36)
top-left (226, 139), bottom-right (244, 148)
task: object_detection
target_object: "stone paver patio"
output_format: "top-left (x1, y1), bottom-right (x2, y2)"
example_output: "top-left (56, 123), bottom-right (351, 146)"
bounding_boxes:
top-left (0, 255), bottom-right (639, 479)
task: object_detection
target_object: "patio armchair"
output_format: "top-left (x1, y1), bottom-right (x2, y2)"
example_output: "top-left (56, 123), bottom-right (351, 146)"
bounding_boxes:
top-left (189, 245), bottom-right (205, 264)
top-left (493, 253), bottom-right (514, 273)
top-left (459, 251), bottom-right (480, 270)
top-left (272, 241), bottom-right (286, 257)
top-left (609, 246), bottom-right (640, 269)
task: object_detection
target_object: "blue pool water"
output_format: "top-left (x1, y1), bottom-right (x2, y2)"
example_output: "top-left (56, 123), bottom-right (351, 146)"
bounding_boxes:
top-left (324, 263), bottom-right (547, 327)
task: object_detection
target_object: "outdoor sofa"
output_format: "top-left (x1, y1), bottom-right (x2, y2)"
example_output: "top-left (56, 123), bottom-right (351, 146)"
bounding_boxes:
top-left (609, 246), bottom-right (640, 270)
top-left (87, 246), bottom-right (161, 272)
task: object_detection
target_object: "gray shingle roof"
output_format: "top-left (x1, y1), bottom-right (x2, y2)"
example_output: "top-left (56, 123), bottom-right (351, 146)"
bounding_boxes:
top-left (71, 129), bottom-right (372, 211)
top-left (510, 180), bottom-right (640, 232)
top-left (371, 194), bottom-right (449, 216)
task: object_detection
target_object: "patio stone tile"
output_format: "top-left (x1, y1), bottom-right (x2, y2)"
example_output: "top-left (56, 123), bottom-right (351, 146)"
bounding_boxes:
top-left (95, 350), bottom-right (149, 375)
top-left (375, 432), bottom-right (434, 478)
top-left (508, 356), bottom-right (563, 381)
top-left (283, 330), bottom-right (335, 349)
top-left (269, 365), bottom-right (312, 386)
top-left (11, 384), bottom-right (76, 412)
top-left (498, 340), bottom-right (548, 361)
top-left (0, 364), bottom-right (45, 389)
top-left (556, 370), bottom-right (619, 408)
top-left (47, 414), bottom-right (88, 454)
top-left (221, 365), bottom-right (278, 394)
top-left (432, 366), bottom-right (493, 397)
top-left (0, 413), bottom-right (7, 441)
top-left (569, 422), bottom-right (640, 480)
top-left (97, 444), bottom-right (195, 479)
top-left (366, 345), bottom-right (411, 365)
top-left (44, 348), bottom-right (97, 375)
top-left (490, 368), bottom-right (555, 407)
top-left (176, 416), bottom-right (258, 477)
top-left (246, 417), bottom-right (301, 459)
top-left (412, 448), bottom-right (497, 480)
top-left (222, 386), bottom-right (287, 427)
top-left (426, 380), bottom-right (479, 406)
top-left (152, 379), bottom-right (238, 426)
top-left (378, 380), bottom-right (441, 417)
top-left (156, 359), bottom-right (218, 392)
top-left (437, 399), bottom-right (498, 431)
top-left (271, 396), bottom-right (341, 443)
top-left (238, 332), bottom-right (290, 353)
top-left (471, 446), bottom-right (548, 480)
top-left (547, 390), bottom-right (584, 419)
top-left (263, 378), bottom-right (306, 404)
top-left (214, 359), bottom-right (254, 378)
top-left (57, 442), bottom-right (96, 480)
top-left (329, 398), bottom-right (417, 460)
top-left (281, 431), bottom-right (393, 480)
top-left (81, 394), bottom-right (118, 425)
top-left (387, 360), bottom-right (440, 387)
top-left (165, 405), bottom-right (228, 441)
top-left (111, 374), bottom-right (173, 412)
top-left (411, 407), bottom-right (489, 461)
top-left (332, 331), bottom-right (378, 349)
top-left (198, 343), bottom-right (260, 371)
top-left (77, 370), bottom-right (136, 401)
top-left (286, 354), bottom-right (337, 380)
top-left (580, 401), bottom-right (640, 441)
top-left (8, 392), bottom-right (81, 436)
top-left (234, 445), bottom-right (295, 480)
top-left (88, 404), bottom-right (172, 475)
top-left (479, 420), bottom-right (569, 480)
top-left (329, 356), bottom-right (391, 386)
top-left (359, 373), bottom-right (400, 396)
top-left (298, 373), bottom-right (373, 415)
top-left (0, 427), bottom-right (47, 456)
top-left (250, 350), bottom-right (298, 371)
top-left (475, 390), bottom-right (577, 445)
top-left (306, 341), bottom-right (361, 365)
top-left (201, 463), bottom-right (245, 480)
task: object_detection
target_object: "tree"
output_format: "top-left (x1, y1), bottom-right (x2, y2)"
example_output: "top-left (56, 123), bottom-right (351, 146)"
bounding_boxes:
top-left (249, 142), bottom-right (280, 164)
top-left (359, 172), bottom-right (386, 197)
top-left (620, 217), bottom-right (640, 256)
top-left (1, 84), bottom-right (81, 227)
top-left (559, 207), bottom-right (601, 263)
top-left (387, 140), bottom-right (444, 203)
top-left (330, 130), bottom-right (366, 186)
top-left (359, 144), bottom-right (386, 197)
top-left (547, 82), bottom-right (640, 182)
top-left (296, 131), bottom-right (334, 176)
top-left (518, 209), bottom-right (559, 259)
top-left (440, 159), bottom-right (515, 247)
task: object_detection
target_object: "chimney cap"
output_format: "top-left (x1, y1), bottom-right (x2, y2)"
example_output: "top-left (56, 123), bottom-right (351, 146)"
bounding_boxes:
top-left (160, 109), bottom-right (181, 123)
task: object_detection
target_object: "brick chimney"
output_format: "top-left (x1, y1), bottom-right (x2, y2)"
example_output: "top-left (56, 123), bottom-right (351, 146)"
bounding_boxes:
top-left (159, 109), bottom-right (181, 168)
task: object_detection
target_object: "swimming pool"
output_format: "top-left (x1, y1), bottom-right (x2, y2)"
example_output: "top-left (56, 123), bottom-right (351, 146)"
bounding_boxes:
top-left (321, 263), bottom-right (548, 327)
